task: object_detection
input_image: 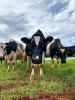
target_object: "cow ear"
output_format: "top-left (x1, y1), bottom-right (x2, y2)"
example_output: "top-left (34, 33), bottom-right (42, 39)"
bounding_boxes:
top-left (5, 43), bottom-right (9, 45)
top-left (21, 37), bottom-right (31, 44)
top-left (45, 36), bottom-right (53, 43)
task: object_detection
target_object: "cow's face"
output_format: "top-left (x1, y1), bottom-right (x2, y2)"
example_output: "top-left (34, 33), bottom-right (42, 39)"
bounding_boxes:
top-left (60, 48), bottom-right (66, 63)
top-left (21, 30), bottom-right (45, 64)
top-left (31, 35), bottom-right (43, 64)
top-left (60, 48), bottom-right (65, 53)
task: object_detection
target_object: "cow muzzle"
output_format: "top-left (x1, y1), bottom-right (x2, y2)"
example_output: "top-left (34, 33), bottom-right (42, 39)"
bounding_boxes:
top-left (0, 54), bottom-right (3, 58)
top-left (61, 57), bottom-right (66, 63)
top-left (32, 55), bottom-right (42, 64)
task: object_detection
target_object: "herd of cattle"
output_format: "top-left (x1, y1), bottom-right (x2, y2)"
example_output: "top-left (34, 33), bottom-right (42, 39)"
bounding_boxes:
top-left (0, 29), bottom-right (75, 81)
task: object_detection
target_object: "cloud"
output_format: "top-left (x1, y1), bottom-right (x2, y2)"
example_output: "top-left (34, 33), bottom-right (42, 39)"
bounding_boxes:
top-left (0, 0), bottom-right (75, 46)
top-left (0, 23), bottom-right (9, 32)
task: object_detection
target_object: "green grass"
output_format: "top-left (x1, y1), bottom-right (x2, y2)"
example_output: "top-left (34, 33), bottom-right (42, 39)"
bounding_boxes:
top-left (0, 60), bottom-right (75, 99)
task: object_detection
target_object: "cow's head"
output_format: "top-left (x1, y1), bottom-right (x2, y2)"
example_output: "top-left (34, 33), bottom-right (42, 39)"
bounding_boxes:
top-left (55, 39), bottom-right (66, 63)
top-left (60, 47), bottom-right (66, 63)
top-left (45, 36), bottom-right (53, 45)
top-left (21, 30), bottom-right (45, 64)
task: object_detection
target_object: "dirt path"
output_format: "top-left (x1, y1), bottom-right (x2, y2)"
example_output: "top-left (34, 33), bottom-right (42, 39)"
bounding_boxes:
top-left (1, 82), bottom-right (28, 92)
top-left (1, 83), bottom-right (75, 100)
top-left (11, 93), bottom-right (75, 100)
top-left (33, 93), bottom-right (75, 100)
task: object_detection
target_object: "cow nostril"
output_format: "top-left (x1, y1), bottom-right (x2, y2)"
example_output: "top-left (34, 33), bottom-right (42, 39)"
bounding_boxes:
top-left (32, 55), bottom-right (39, 60)
top-left (35, 55), bottom-right (39, 59)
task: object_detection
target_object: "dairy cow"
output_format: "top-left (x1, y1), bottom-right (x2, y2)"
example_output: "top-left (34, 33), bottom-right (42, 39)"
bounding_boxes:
top-left (64, 46), bottom-right (75, 57)
top-left (4, 40), bottom-right (17, 71)
top-left (21, 30), bottom-right (46, 81)
top-left (45, 36), bottom-right (66, 67)
top-left (4, 40), bottom-right (27, 71)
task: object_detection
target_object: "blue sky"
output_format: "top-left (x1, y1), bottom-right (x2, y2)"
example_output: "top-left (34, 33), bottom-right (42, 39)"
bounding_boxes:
top-left (0, 0), bottom-right (75, 46)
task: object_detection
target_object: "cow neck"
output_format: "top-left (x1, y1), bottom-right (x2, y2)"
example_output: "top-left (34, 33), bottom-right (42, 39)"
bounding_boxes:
top-left (46, 39), bottom-right (55, 55)
top-left (47, 39), bottom-right (55, 48)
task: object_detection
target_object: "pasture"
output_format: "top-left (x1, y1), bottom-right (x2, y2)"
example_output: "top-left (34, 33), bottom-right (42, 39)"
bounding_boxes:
top-left (0, 59), bottom-right (75, 100)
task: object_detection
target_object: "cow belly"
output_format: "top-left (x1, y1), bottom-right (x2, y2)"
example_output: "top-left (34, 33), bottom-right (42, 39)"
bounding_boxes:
top-left (4, 52), bottom-right (17, 62)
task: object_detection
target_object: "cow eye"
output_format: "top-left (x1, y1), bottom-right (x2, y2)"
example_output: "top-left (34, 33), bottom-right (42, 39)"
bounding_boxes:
top-left (1, 46), bottom-right (3, 49)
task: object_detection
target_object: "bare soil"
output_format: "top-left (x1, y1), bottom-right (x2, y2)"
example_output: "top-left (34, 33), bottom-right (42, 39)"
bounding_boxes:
top-left (1, 83), bottom-right (75, 100)
top-left (12, 93), bottom-right (75, 100)
top-left (1, 82), bottom-right (28, 92)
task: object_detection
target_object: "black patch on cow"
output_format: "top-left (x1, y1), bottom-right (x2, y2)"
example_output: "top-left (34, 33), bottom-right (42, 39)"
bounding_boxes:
top-left (5, 41), bottom-right (17, 55)
top-left (65, 46), bottom-right (75, 57)
top-left (55, 39), bottom-right (63, 48)
top-left (61, 54), bottom-right (66, 63)
top-left (21, 37), bottom-right (31, 44)
top-left (49, 42), bottom-right (61, 58)
top-left (45, 36), bottom-right (53, 43)
top-left (60, 47), bottom-right (66, 63)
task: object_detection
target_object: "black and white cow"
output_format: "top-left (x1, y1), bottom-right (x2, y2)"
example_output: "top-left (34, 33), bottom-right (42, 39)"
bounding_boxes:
top-left (45, 36), bottom-right (66, 67)
top-left (4, 40), bottom-right (18, 71)
top-left (21, 30), bottom-right (46, 81)
top-left (4, 40), bottom-right (27, 71)
top-left (64, 46), bottom-right (75, 57)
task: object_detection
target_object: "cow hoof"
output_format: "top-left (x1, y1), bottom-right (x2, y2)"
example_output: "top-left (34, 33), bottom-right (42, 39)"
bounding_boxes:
top-left (39, 75), bottom-right (43, 80)
top-left (30, 75), bottom-right (34, 81)
top-left (7, 68), bottom-right (10, 71)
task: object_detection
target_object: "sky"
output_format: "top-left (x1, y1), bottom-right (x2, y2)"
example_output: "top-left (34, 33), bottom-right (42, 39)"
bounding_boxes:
top-left (0, 0), bottom-right (75, 46)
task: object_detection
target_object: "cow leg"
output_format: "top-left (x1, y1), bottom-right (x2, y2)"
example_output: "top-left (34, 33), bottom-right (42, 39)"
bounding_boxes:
top-left (1, 60), bottom-right (2, 64)
top-left (30, 63), bottom-right (35, 81)
top-left (27, 56), bottom-right (30, 70)
top-left (12, 53), bottom-right (16, 70)
top-left (5, 61), bottom-right (7, 68)
top-left (4, 55), bottom-right (8, 69)
top-left (23, 52), bottom-right (27, 65)
top-left (57, 58), bottom-right (60, 67)
top-left (7, 65), bottom-right (10, 71)
top-left (39, 64), bottom-right (43, 80)
top-left (7, 60), bottom-right (10, 71)
top-left (51, 58), bottom-right (54, 68)
top-left (11, 62), bottom-right (15, 70)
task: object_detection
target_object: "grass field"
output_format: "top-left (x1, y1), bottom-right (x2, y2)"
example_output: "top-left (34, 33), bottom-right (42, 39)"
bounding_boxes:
top-left (0, 59), bottom-right (75, 100)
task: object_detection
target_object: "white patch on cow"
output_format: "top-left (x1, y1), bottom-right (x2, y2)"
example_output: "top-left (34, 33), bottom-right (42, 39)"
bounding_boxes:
top-left (35, 55), bottom-right (39, 59)
top-left (46, 39), bottom-right (55, 55)
top-left (60, 49), bottom-right (65, 53)
top-left (34, 36), bottom-right (40, 46)
top-left (0, 49), bottom-right (4, 57)
top-left (0, 43), bottom-right (5, 58)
